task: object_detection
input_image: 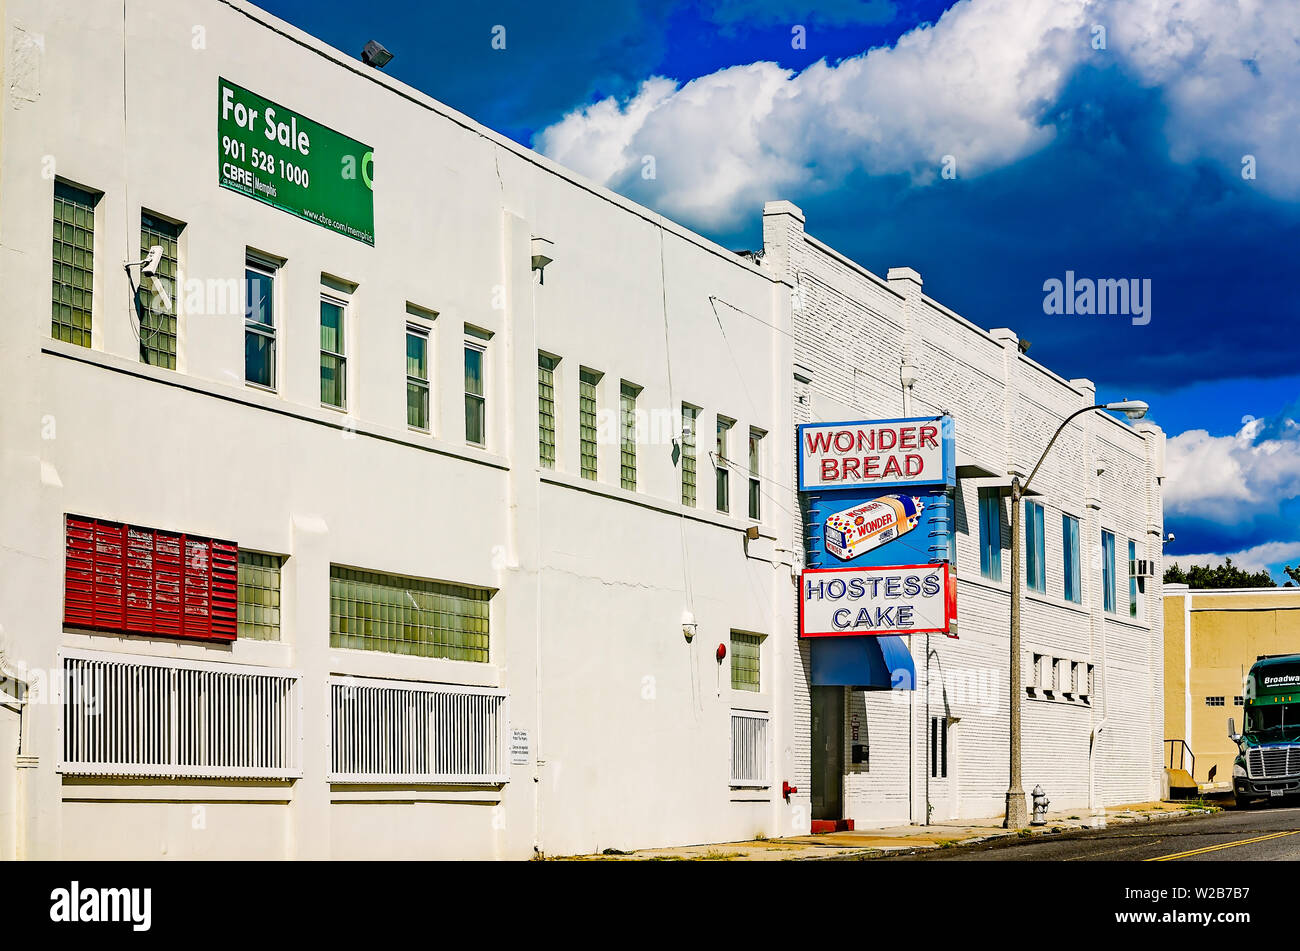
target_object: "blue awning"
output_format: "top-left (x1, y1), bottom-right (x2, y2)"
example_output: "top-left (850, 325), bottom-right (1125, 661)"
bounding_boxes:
top-left (810, 634), bottom-right (916, 690)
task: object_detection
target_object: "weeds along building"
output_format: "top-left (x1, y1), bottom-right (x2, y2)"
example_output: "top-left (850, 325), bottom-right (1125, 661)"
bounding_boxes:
top-left (0, 0), bottom-right (798, 859)
top-left (763, 203), bottom-right (1167, 826)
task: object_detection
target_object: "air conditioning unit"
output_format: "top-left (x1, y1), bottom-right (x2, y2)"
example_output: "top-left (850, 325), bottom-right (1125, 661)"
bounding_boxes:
top-left (1130, 559), bottom-right (1155, 578)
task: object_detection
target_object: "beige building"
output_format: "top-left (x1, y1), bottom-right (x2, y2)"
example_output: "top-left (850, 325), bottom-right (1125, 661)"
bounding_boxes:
top-left (1163, 585), bottom-right (1300, 786)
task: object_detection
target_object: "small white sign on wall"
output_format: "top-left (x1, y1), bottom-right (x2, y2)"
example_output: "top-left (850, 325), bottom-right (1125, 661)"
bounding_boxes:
top-left (510, 728), bottom-right (530, 765)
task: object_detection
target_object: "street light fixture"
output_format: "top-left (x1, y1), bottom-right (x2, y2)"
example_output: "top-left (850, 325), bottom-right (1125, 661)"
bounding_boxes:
top-left (1004, 399), bottom-right (1148, 828)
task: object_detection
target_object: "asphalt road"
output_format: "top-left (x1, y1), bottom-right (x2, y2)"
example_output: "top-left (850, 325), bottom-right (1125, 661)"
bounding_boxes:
top-left (891, 803), bottom-right (1300, 861)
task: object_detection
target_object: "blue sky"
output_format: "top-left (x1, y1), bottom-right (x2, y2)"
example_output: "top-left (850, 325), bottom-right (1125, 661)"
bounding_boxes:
top-left (257, 0), bottom-right (1300, 580)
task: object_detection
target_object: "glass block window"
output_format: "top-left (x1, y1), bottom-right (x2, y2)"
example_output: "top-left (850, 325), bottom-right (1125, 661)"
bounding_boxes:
top-left (320, 297), bottom-right (347, 409)
top-left (579, 369), bottom-right (600, 480)
top-left (731, 632), bottom-right (761, 691)
top-left (237, 551), bottom-right (283, 641)
top-left (716, 417), bottom-right (733, 513)
top-left (538, 353), bottom-right (558, 468)
top-left (620, 381), bottom-right (640, 490)
top-left (748, 428), bottom-right (764, 520)
top-left (244, 260), bottom-right (276, 389)
top-left (52, 182), bottom-right (98, 347)
top-left (465, 340), bottom-right (487, 446)
top-left (138, 212), bottom-right (180, 369)
top-left (406, 325), bottom-right (429, 431)
top-left (329, 566), bottom-right (490, 662)
top-left (681, 404), bottom-right (699, 506)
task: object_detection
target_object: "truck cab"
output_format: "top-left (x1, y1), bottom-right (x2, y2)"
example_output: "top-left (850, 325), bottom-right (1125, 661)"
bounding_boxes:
top-left (1230, 655), bottom-right (1300, 807)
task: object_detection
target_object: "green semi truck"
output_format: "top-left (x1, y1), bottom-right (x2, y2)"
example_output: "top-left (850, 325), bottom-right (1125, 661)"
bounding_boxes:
top-left (1230, 654), bottom-right (1300, 807)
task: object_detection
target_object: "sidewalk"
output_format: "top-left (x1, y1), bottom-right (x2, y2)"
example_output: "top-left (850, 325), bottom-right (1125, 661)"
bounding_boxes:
top-left (565, 800), bottom-right (1221, 861)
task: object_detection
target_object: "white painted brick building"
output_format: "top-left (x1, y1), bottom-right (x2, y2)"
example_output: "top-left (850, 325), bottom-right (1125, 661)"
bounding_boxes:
top-left (762, 201), bottom-right (1166, 825)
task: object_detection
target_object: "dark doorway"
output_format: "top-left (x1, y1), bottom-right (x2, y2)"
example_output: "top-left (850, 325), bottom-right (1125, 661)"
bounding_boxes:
top-left (811, 685), bottom-right (844, 820)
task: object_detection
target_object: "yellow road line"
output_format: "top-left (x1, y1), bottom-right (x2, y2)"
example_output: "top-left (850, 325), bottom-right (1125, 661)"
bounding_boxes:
top-left (1146, 829), bottom-right (1300, 861)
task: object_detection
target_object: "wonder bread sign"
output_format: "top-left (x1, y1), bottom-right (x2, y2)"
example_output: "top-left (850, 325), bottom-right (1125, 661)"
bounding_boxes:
top-left (798, 416), bottom-right (955, 491)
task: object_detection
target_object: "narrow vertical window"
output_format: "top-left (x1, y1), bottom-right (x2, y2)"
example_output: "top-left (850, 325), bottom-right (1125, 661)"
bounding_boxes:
top-left (320, 296), bottom-right (347, 409)
top-left (1025, 500), bottom-right (1045, 593)
top-left (978, 488), bottom-right (1002, 581)
top-left (244, 259), bottom-right (276, 389)
top-left (930, 717), bottom-right (948, 778)
top-left (748, 428), bottom-right (764, 520)
top-left (681, 404), bottom-right (699, 506)
top-left (138, 212), bottom-right (181, 369)
top-left (52, 182), bottom-right (98, 347)
top-left (538, 353), bottom-right (559, 468)
top-left (406, 325), bottom-right (430, 431)
top-left (1128, 539), bottom-right (1139, 619)
top-left (1102, 530), bottom-right (1116, 613)
top-left (1062, 514), bottom-right (1081, 603)
top-left (579, 369), bottom-right (600, 480)
top-left (464, 329), bottom-right (489, 446)
top-left (620, 381), bottom-right (640, 490)
top-left (716, 417), bottom-right (734, 513)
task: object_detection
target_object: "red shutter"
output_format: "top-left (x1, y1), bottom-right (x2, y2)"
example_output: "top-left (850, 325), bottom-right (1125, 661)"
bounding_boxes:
top-left (63, 515), bottom-right (239, 643)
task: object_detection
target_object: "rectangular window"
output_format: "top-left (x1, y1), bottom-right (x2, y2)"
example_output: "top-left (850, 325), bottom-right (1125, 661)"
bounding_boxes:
top-left (464, 331), bottom-right (488, 446)
top-left (52, 182), bottom-right (98, 347)
top-left (1128, 539), bottom-right (1139, 619)
top-left (1062, 514), bottom-right (1081, 603)
top-left (329, 566), bottom-right (491, 662)
top-left (930, 717), bottom-right (948, 779)
top-left (579, 369), bottom-right (600, 480)
top-left (730, 632), bottom-right (761, 691)
top-left (1025, 501), bottom-right (1046, 593)
top-left (716, 417), bottom-right (734, 513)
top-left (978, 488), bottom-right (1003, 581)
top-left (538, 353), bottom-right (559, 468)
top-left (320, 296), bottom-right (347, 409)
top-left (244, 259), bottom-right (276, 389)
top-left (63, 515), bottom-right (238, 642)
top-left (1234, 696), bottom-right (1245, 706)
top-left (406, 325), bottom-right (430, 431)
top-left (681, 404), bottom-right (699, 506)
top-left (748, 428), bottom-right (764, 520)
top-left (138, 212), bottom-right (181, 369)
top-left (730, 710), bottom-right (770, 787)
top-left (1205, 696), bottom-right (1225, 707)
top-left (1102, 530), bottom-right (1117, 613)
top-left (620, 381), bottom-right (640, 490)
top-left (237, 551), bottom-right (283, 641)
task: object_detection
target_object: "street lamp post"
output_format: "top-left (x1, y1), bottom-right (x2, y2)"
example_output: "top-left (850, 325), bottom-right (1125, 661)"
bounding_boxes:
top-left (1004, 399), bottom-right (1148, 829)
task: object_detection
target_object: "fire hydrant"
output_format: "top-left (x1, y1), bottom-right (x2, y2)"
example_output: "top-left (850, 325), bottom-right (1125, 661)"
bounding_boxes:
top-left (1030, 785), bottom-right (1050, 826)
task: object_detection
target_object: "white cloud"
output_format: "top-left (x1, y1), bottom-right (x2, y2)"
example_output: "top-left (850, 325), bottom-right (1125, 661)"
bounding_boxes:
top-left (534, 0), bottom-right (1300, 229)
top-left (1166, 541), bottom-right (1300, 576)
top-left (1165, 414), bottom-right (1300, 523)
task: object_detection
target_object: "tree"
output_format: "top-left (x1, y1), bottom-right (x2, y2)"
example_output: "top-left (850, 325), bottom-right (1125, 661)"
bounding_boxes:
top-left (1284, 565), bottom-right (1300, 588)
top-left (1163, 557), bottom-right (1276, 589)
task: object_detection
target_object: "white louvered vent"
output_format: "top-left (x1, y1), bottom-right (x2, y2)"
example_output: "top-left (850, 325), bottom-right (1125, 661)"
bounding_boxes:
top-left (328, 676), bottom-right (508, 784)
top-left (730, 709), bottom-right (771, 787)
top-left (60, 649), bottom-right (302, 778)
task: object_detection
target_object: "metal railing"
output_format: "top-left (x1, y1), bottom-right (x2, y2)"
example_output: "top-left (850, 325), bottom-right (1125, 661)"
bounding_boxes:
top-left (1164, 738), bottom-right (1195, 781)
top-left (328, 675), bottom-right (508, 784)
top-left (60, 649), bottom-right (302, 779)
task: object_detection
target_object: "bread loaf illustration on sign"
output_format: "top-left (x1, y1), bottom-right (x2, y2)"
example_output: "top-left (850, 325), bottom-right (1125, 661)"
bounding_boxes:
top-left (824, 495), bottom-right (925, 562)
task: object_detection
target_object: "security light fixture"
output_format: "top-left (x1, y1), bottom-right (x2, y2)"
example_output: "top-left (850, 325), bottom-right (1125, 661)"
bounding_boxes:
top-left (125, 245), bottom-right (164, 279)
top-left (361, 40), bottom-right (393, 69)
top-left (1017, 339), bottom-right (1032, 354)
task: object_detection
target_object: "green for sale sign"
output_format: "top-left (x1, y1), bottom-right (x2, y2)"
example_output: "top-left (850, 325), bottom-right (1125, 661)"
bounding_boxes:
top-left (217, 78), bottom-right (375, 245)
